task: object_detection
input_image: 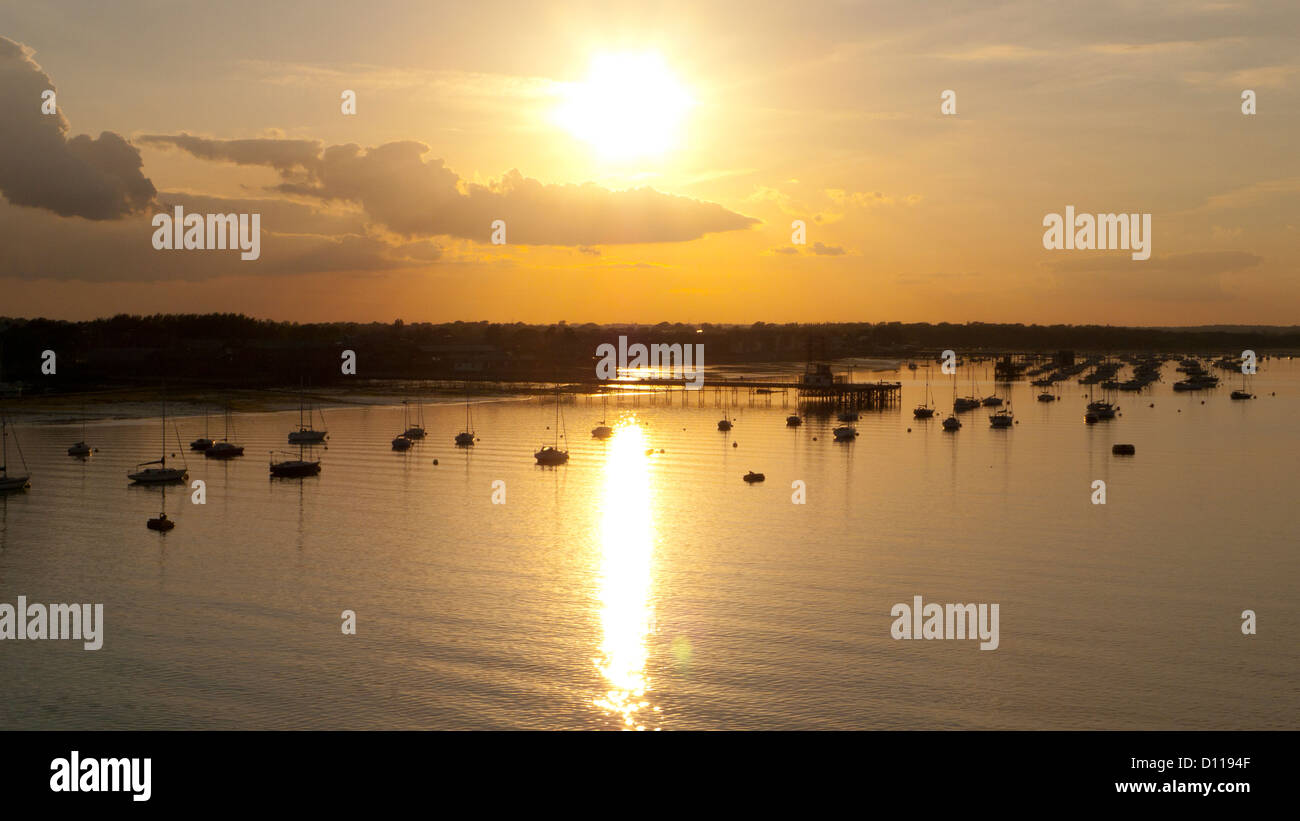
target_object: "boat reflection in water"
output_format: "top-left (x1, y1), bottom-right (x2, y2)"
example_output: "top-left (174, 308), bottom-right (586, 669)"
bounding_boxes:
top-left (593, 421), bottom-right (659, 729)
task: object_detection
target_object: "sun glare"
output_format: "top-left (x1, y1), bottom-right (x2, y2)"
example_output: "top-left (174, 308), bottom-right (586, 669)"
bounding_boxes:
top-left (594, 421), bottom-right (657, 728)
top-left (554, 53), bottom-right (693, 160)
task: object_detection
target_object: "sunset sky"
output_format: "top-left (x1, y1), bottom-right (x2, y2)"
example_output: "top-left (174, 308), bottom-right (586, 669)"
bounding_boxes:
top-left (1, 0), bottom-right (1297, 324)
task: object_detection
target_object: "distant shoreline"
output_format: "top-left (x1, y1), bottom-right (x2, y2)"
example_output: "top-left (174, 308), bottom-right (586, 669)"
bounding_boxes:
top-left (0, 360), bottom-right (910, 424)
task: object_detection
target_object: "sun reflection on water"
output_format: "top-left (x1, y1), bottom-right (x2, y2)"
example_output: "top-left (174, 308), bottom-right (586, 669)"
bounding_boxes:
top-left (594, 421), bottom-right (659, 729)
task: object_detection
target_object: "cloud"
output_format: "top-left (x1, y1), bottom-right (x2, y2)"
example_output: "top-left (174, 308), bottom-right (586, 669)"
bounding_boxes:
top-left (141, 134), bottom-right (758, 245)
top-left (826, 188), bottom-right (922, 208)
top-left (0, 37), bottom-right (155, 219)
top-left (0, 193), bottom-right (437, 282)
top-left (811, 241), bottom-right (846, 256)
top-left (138, 133), bottom-right (323, 175)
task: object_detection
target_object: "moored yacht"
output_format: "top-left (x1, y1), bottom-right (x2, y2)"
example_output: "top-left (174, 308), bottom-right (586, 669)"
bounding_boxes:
top-left (914, 366), bottom-right (937, 418)
top-left (130, 398), bottom-right (188, 484)
top-left (288, 381), bottom-right (328, 443)
top-left (204, 406), bottom-right (245, 459)
top-left (270, 443), bottom-right (322, 477)
top-left (0, 414), bottom-right (32, 492)
top-left (190, 407), bottom-right (214, 451)
top-left (402, 398), bottom-right (426, 440)
top-left (535, 385), bottom-right (570, 464)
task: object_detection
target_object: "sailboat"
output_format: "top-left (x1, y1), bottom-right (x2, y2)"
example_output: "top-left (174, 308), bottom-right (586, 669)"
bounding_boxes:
top-left (942, 369), bottom-right (962, 430)
top-left (288, 380), bottom-right (328, 443)
top-left (954, 363), bottom-right (980, 412)
top-left (1230, 370), bottom-right (1255, 400)
top-left (403, 396), bottom-right (426, 439)
top-left (0, 414), bottom-right (32, 492)
top-left (455, 385), bottom-right (477, 446)
top-left (147, 483), bottom-right (175, 531)
top-left (67, 406), bottom-right (92, 456)
top-left (1086, 383), bottom-right (1116, 420)
top-left (989, 404), bottom-right (1014, 428)
top-left (535, 385), bottom-right (570, 465)
top-left (717, 389), bottom-right (733, 431)
top-left (591, 391), bottom-right (613, 439)
top-left (913, 366), bottom-right (936, 418)
top-left (205, 405), bottom-right (245, 459)
top-left (270, 441), bottom-right (322, 477)
top-left (129, 394), bottom-right (188, 484)
top-left (190, 406), bottom-right (214, 451)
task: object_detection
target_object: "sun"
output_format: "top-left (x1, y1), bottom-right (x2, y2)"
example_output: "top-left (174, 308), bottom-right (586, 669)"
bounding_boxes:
top-left (554, 53), bottom-right (694, 161)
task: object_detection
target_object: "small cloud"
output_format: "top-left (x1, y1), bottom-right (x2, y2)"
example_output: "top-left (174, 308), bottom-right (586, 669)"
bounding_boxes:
top-left (811, 242), bottom-right (846, 256)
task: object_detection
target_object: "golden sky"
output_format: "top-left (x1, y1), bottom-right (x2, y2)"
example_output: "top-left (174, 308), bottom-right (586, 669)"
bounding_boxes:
top-left (1, 1), bottom-right (1297, 324)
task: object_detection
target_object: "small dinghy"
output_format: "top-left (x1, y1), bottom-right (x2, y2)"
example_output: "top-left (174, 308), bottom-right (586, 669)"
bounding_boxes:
top-left (146, 513), bottom-right (175, 531)
top-left (1112, 443), bottom-right (1136, 455)
top-left (743, 471), bottom-right (765, 483)
top-left (786, 415), bottom-right (802, 426)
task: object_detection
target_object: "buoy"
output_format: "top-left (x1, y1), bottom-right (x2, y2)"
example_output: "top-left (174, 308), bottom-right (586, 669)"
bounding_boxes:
top-left (1112, 443), bottom-right (1136, 455)
top-left (1149, 403), bottom-right (1154, 408)
top-left (732, 441), bottom-right (738, 448)
top-left (907, 428), bottom-right (911, 433)
top-left (432, 459), bottom-right (439, 465)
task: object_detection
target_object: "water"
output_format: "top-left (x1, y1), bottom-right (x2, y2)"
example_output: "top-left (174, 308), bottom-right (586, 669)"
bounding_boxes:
top-left (1, 362), bottom-right (1296, 729)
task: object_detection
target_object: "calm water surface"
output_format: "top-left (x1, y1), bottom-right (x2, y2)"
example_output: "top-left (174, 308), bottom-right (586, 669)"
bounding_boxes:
top-left (1, 361), bottom-right (1297, 729)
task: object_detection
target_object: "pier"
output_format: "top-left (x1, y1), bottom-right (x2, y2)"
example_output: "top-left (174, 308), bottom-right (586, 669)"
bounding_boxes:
top-left (574, 363), bottom-right (902, 409)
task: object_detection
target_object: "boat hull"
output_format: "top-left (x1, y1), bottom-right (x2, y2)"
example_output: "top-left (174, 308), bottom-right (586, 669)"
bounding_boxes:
top-left (129, 469), bottom-right (187, 484)
top-left (535, 448), bottom-right (569, 465)
top-left (0, 475), bottom-right (31, 492)
top-left (270, 460), bottom-right (321, 478)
